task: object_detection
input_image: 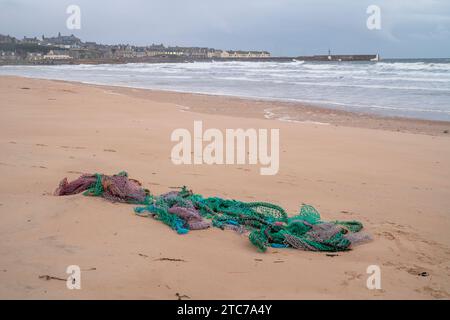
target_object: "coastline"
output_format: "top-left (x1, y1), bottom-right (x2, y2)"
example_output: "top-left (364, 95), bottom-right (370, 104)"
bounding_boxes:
top-left (0, 75), bottom-right (449, 299)
top-left (2, 75), bottom-right (449, 136)
top-left (105, 82), bottom-right (450, 137)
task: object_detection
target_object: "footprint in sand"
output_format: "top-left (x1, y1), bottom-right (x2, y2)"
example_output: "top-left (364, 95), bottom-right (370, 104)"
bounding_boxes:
top-left (61, 89), bottom-right (76, 94)
top-left (344, 271), bottom-right (363, 281)
top-left (379, 231), bottom-right (396, 240)
top-left (391, 262), bottom-right (431, 277)
top-left (276, 180), bottom-right (297, 186)
top-left (340, 271), bottom-right (363, 287)
top-left (67, 170), bottom-right (84, 175)
top-left (416, 286), bottom-right (450, 299)
top-left (377, 221), bottom-right (450, 294)
top-left (340, 210), bottom-right (357, 217)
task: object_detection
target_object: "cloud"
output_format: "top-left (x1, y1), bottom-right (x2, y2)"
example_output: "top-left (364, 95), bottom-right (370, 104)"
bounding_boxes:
top-left (0, 0), bottom-right (449, 58)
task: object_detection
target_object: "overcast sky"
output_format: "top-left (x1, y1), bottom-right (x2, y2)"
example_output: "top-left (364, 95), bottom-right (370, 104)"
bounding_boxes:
top-left (1, 0), bottom-right (449, 58)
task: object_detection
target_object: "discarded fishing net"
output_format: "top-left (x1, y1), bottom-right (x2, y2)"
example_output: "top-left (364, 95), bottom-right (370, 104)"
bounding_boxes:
top-left (54, 171), bottom-right (151, 204)
top-left (135, 186), bottom-right (372, 252)
top-left (168, 206), bottom-right (211, 230)
top-left (54, 172), bottom-right (371, 252)
top-left (55, 174), bottom-right (97, 196)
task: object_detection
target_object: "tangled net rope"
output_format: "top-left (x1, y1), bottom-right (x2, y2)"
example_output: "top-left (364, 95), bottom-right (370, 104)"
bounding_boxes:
top-left (54, 171), bottom-right (152, 205)
top-left (134, 186), bottom-right (371, 252)
top-left (55, 172), bottom-right (371, 252)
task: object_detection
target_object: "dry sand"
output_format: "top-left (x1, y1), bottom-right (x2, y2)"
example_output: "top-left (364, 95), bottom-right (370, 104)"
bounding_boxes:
top-left (0, 75), bottom-right (449, 299)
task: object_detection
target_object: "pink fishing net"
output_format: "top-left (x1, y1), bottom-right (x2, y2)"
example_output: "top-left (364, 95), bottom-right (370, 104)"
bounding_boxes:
top-left (54, 172), bottom-right (149, 204)
top-left (54, 174), bottom-right (97, 196)
top-left (168, 206), bottom-right (211, 230)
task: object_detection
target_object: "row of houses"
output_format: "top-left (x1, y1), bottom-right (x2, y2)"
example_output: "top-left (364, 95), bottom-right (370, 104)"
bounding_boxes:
top-left (0, 33), bottom-right (271, 63)
top-left (113, 45), bottom-right (270, 59)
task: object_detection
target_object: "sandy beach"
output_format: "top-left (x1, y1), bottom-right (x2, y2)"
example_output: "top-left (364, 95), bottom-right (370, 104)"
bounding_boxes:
top-left (0, 75), bottom-right (449, 299)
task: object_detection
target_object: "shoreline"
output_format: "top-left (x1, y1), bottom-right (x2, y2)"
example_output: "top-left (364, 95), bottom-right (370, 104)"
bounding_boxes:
top-left (2, 75), bottom-right (449, 136)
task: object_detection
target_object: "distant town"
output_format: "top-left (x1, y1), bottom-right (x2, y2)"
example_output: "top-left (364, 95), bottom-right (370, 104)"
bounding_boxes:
top-left (0, 33), bottom-right (271, 65)
top-left (0, 33), bottom-right (380, 65)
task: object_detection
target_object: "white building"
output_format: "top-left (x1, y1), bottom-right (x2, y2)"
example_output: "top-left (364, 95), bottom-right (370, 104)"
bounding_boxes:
top-left (223, 50), bottom-right (270, 58)
top-left (43, 50), bottom-right (73, 60)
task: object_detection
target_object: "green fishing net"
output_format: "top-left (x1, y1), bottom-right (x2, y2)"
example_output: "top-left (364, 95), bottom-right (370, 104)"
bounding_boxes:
top-left (135, 186), bottom-right (371, 252)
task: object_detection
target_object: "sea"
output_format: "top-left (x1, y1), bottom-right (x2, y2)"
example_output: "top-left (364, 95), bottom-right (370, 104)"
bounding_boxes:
top-left (1, 58), bottom-right (449, 121)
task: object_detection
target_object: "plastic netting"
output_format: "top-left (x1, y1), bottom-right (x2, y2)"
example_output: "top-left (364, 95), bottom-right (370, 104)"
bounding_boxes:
top-left (55, 173), bottom-right (371, 252)
top-left (54, 171), bottom-right (151, 204)
top-left (134, 186), bottom-right (371, 252)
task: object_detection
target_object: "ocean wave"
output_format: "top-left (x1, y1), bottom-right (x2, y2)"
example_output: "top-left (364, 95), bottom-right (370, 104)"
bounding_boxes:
top-left (1, 60), bottom-right (449, 121)
top-left (375, 62), bottom-right (450, 72)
